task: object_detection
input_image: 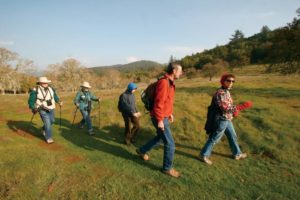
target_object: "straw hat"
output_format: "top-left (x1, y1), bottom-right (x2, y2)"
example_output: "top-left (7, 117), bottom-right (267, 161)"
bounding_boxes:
top-left (81, 81), bottom-right (91, 88)
top-left (37, 77), bottom-right (51, 84)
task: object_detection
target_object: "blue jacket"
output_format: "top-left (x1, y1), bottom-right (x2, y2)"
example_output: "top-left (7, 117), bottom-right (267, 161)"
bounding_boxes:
top-left (74, 90), bottom-right (98, 111)
top-left (118, 90), bottom-right (138, 117)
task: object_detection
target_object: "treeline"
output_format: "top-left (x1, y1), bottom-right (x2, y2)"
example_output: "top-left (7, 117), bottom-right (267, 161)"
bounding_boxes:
top-left (180, 14), bottom-right (300, 75)
top-left (0, 48), bottom-right (165, 94)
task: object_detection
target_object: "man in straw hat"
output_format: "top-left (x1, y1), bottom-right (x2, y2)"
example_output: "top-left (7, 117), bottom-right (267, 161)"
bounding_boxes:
top-left (28, 76), bottom-right (63, 144)
top-left (74, 81), bottom-right (100, 135)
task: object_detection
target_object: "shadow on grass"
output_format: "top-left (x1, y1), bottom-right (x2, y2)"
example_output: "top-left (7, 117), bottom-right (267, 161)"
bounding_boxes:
top-left (60, 123), bottom-right (161, 171)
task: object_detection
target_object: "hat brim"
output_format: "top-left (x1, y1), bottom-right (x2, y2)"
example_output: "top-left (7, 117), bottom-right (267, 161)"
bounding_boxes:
top-left (81, 85), bottom-right (91, 89)
top-left (37, 80), bottom-right (51, 84)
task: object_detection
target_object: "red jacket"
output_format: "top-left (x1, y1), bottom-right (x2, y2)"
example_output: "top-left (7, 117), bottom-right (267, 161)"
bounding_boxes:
top-left (151, 74), bottom-right (175, 122)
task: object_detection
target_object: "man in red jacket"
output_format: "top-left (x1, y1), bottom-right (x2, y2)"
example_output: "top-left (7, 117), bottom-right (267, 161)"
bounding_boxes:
top-left (136, 62), bottom-right (183, 178)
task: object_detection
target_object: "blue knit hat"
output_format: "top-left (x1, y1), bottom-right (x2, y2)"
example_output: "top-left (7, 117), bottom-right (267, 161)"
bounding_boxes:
top-left (127, 82), bottom-right (138, 92)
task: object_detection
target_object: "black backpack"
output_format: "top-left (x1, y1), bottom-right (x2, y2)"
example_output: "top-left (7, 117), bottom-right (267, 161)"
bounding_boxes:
top-left (204, 95), bottom-right (221, 135)
top-left (141, 77), bottom-right (168, 111)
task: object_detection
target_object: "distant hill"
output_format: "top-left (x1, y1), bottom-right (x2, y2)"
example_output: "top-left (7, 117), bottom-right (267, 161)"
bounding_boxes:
top-left (90, 60), bottom-right (164, 75)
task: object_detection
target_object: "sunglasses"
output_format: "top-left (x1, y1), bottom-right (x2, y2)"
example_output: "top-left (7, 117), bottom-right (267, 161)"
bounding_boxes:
top-left (225, 79), bottom-right (235, 83)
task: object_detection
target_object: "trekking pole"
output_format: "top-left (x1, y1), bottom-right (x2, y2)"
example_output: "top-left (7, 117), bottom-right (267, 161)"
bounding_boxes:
top-left (98, 100), bottom-right (100, 129)
top-left (30, 113), bottom-right (36, 123)
top-left (59, 104), bottom-right (62, 128)
top-left (72, 107), bottom-right (78, 127)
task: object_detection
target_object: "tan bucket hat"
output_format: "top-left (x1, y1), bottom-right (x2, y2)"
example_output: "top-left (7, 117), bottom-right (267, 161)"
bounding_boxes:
top-left (81, 81), bottom-right (91, 88)
top-left (37, 77), bottom-right (51, 83)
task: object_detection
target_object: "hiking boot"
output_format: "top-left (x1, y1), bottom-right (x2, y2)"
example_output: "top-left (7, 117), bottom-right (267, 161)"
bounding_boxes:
top-left (163, 168), bottom-right (181, 178)
top-left (130, 138), bottom-right (136, 144)
top-left (234, 153), bottom-right (247, 160)
top-left (124, 138), bottom-right (131, 145)
top-left (42, 130), bottom-right (46, 137)
top-left (88, 129), bottom-right (95, 136)
top-left (46, 138), bottom-right (54, 144)
top-left (136, 149), bottom-right (149, 161)
top-left (198, 155), bottom-right (213, 165)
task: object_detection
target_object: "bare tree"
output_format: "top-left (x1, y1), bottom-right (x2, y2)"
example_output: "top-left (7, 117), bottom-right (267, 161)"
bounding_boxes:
top-left (46, 58), bottom-right (93, 92)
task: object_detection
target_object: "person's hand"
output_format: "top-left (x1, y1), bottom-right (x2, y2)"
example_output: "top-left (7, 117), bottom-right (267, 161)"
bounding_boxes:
top-left (169, 114), bottom-right (174, 123)
top-left (134, 112), bottom-right (141, 118)
top-left (236, 101), bottom-right (253, 111)
top-left (59, 101), bottom-right (63, 106)
top-left (233, 110), bottom-right (239, 117)
top-left (97, 98), bottom-right (101, 102)
top-left (75, 103), bottom-right (79, 108)
top-left (32, 108), bottom-right (38, 114)
top-left (158, 120), bottom-right (164, 131)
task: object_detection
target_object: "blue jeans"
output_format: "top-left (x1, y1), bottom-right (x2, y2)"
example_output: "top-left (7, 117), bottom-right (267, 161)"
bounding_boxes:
top-left (39, 109), bottom-right (55, 140)
top-left (139, 117), bottom-right (175, 171)
top-left (80, 109), bottom-right (92, 131)
top-left (200, 117), bottom-right (242, 157)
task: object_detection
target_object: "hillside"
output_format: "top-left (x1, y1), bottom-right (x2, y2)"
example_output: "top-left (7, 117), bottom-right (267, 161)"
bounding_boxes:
top-left (90, 60), bottom-right (164, 75)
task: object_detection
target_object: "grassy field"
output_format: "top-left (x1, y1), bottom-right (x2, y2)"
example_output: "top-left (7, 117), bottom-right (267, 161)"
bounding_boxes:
top-left (0, 69), bottom-right (300, 199)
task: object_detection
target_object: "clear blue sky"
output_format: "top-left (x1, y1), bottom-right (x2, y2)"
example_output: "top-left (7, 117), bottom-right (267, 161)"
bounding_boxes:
top-left (0, 0), bottom-right (299, 69)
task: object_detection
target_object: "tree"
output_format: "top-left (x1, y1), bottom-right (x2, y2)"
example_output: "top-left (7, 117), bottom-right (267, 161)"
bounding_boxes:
top-left (202, 59), bottom-right (228, 81)
top-left (0, 48), bottom-right (36, 94)
top-left (45, 58), bottom-right (91, 92)
top-left (230, 30), bottom-right (245, 43)
top-left (297, 7), bottom-right (300, 17)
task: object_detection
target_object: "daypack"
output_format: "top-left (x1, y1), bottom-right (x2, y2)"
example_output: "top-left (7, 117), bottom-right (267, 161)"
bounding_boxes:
top-left (117, 94), bottom-right (123, 112)
top-left (204, 95), bottom-right (221, 135)
top-left (141, 77), bottom-right (168, 111)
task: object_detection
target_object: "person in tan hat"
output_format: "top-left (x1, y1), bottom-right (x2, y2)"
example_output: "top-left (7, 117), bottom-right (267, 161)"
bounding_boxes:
top-left (28, 77), bottom-right (63, 144)
top-left (73, 81), bottom-right (100, 135)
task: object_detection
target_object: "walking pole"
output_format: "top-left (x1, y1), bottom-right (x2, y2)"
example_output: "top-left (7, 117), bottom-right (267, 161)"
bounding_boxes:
top-left (98, 100), bottom-right (100, 129)
top-left (72, 107), bottom-right (78, 127)
top-left (30, 113), bottom-right (36, 123)
top-left (59, 104), bottom-right (62, 128)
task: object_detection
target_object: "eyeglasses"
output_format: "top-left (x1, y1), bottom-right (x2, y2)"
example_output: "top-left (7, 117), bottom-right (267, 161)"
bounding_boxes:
top-left (225, 79), bottom-right (235, 83)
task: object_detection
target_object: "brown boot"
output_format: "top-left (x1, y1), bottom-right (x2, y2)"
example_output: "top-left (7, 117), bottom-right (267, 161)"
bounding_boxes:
top-left (136, 149), bottom-right (149, 161)
top-left (163, 168), bottom-right (181, 178)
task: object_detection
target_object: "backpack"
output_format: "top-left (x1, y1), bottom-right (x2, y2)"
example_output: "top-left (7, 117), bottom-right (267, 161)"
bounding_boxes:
top-left (141, 77), bottom-right (168, 111)
top-left (117, 94), bottom-right (123, 112)
top-left (204, 95), bottom-right (221, 135)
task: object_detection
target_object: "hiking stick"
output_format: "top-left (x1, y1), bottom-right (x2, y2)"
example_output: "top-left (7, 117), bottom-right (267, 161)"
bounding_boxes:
top-left (98, 101), bottom-right (100, 129)
top-left (59, 105), bottom-right (62, 128)
top-left (30, 113), bottom-right (36, 123)
top-left (72, 107), bottom-right (78, 127)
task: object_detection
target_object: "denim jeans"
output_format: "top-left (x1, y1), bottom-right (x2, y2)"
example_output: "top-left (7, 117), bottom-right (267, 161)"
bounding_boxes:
top-left (80, 109), bottom-right (92, 131)
top-left (139, 117), bottom-right (175, 171)
top-left (200, 117), bottom-right (242, 157)
top-left (39, 109), bottom-right (55, 140)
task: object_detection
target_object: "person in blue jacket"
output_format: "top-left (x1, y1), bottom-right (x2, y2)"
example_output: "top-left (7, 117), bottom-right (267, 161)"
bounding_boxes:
top-left (74, 81), bottom-right (100, 135)
top-left (118, 82), bottom-right (141, 145)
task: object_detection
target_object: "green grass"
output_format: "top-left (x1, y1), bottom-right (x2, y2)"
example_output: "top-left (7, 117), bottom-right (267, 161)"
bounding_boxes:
top-left (0, 72), bottom-right (300, 199)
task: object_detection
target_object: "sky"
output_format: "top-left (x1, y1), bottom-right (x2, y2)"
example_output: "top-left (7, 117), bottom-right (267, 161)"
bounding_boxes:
top-left (0, 0), bottom-right (299, 69)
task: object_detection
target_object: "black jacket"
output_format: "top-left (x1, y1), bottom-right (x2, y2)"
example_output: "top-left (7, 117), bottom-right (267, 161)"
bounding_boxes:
top-left (118, 90), bottom-right (138, 117)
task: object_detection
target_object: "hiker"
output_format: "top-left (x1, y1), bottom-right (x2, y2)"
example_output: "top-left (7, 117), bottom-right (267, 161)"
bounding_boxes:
top-left (136, 62), bottom-right (183, 178)
top-left (28, 77), bottom-right (63, 144)
top-left (118, 82), bottom-right (141, 145)
top-left (198, 73), bottom-right (253, 165)
top-left (74, 81), bottom-right (100, 135)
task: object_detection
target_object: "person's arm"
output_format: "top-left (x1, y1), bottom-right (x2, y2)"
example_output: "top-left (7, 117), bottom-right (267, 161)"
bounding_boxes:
top-left (215, 90), bottom-right (236, 114)
top-left (90, 92), bottom-right (100, 101)
top-left (152, 79), bottom-right (168, 122)
top-left (52, 88), bottom-right (60, 103)
top-left (73, 92), bottom-right (81, 106)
